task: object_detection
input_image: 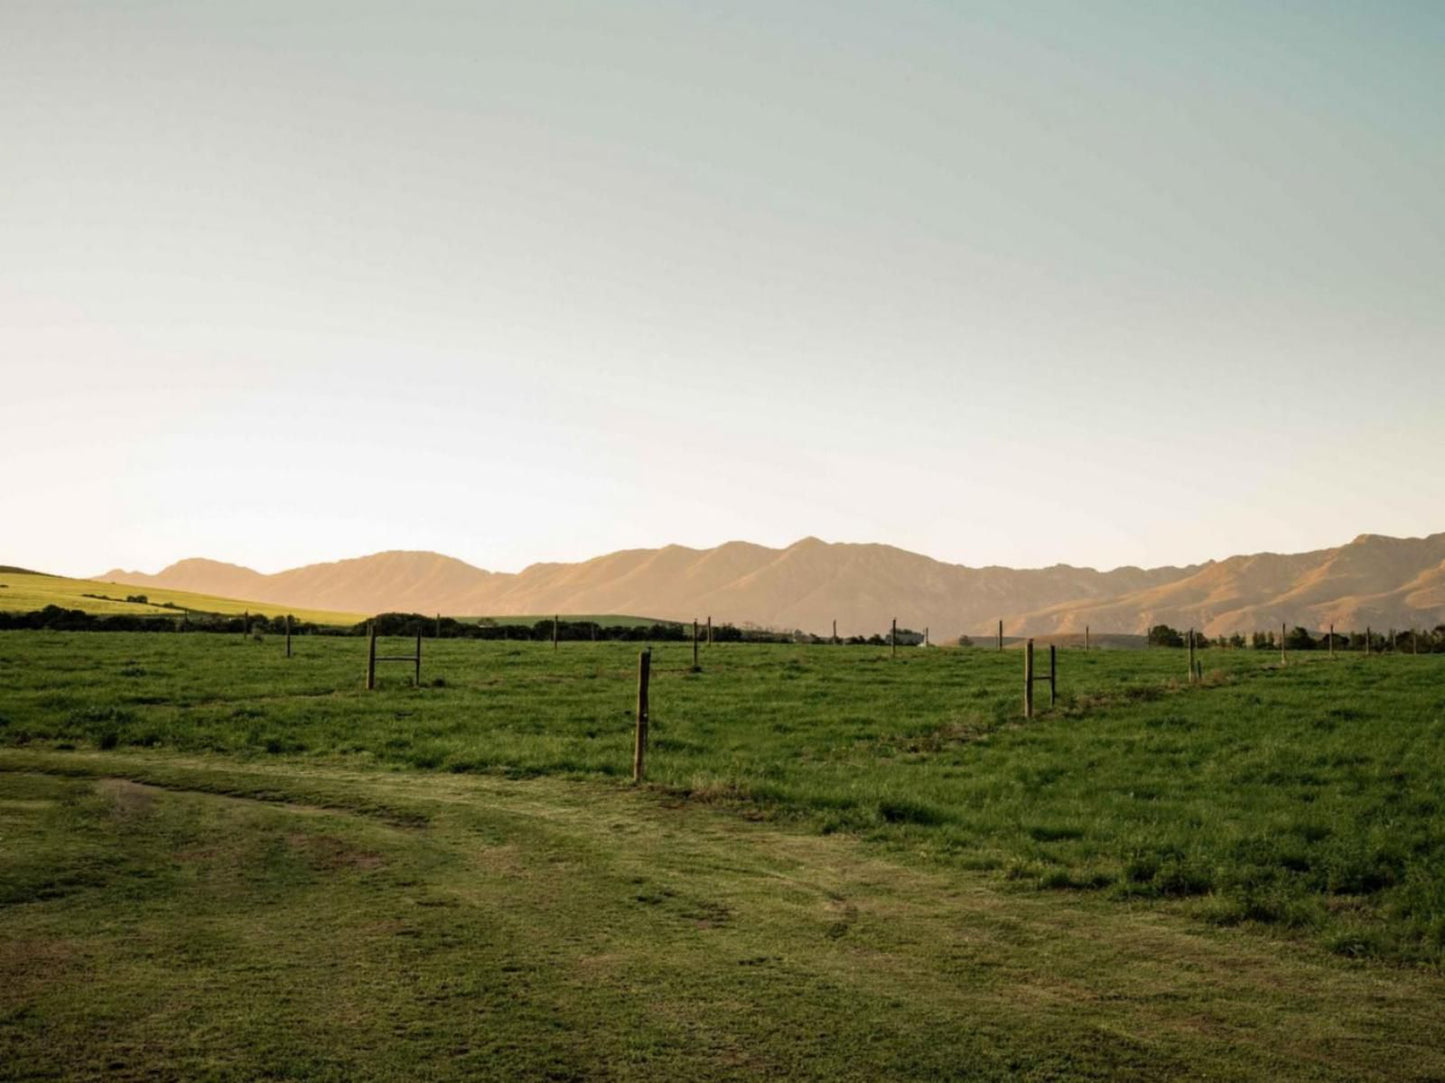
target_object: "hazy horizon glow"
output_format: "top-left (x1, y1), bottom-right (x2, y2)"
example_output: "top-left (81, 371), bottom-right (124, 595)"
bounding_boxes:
top-left (4, 1), bottom-right (1443, 579)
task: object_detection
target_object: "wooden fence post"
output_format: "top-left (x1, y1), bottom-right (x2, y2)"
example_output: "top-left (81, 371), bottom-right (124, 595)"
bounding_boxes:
top-left (1329, 623), bottom-right (1335, 659)
top-left (707, 615), bottom-right (712, 646)
top-left (633, 649), bottom-right (651, 783)
top-left (925, 626), bottom-right (929, 648)
top-left (414, 633), bottom-right (422, 687)
top-left (1023, 639), bottom-right (1035, 719)
top-left (1085, 625), bottom-right (1090, 652)
top-left (366, 623), bottom-right (376, 690)
top-left (692, 620), bottom-right (700, 672)
top-left (891, 618), bottom-right (897, 659)
top-left (1049, 644), bottom-right (1057, 707)
top-left (436, 612), bottom-right (441, 639)
top-left (1281, 622), bottom-right (1287, 666)
top-left (1188, 629), bottom-right (1195, 684)
top-left (553, 615), bottom-right (559, 651)
top-left (998, 619), bottom-right (1003, 652)
top-left (832, 619), bottom-right (837, 645)
top-left (285, 614), bottom-right (292, 658)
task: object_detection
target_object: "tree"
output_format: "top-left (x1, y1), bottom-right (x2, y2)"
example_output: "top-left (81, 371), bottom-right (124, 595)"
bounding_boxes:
top-left (1148, 624), bottom-right (1184, 648)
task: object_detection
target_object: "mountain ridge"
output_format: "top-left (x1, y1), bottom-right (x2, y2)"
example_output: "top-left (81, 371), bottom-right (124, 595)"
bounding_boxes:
top-left (97, 533), bottom-right (1445, 638)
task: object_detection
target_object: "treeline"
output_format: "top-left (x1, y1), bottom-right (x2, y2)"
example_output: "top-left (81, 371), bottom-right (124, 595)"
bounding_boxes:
top-left (1147, 624), bottom-right (1445, 653)
top-left (363, 613), bottom-right (801, 643)
top-left (0, 606), bottom-right (807, 643)
top-left (0, 606), bottom-right (343, 635)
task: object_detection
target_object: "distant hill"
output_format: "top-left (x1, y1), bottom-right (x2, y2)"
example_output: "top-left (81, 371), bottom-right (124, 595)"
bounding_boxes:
top-left (90, 532), bottom-right (1445, 638)
top-left (1014, 533), bottom-right (1445, 638)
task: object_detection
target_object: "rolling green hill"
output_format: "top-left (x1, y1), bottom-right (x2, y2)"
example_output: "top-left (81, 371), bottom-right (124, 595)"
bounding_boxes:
top-left (0, 570), bottom-right (362, 626)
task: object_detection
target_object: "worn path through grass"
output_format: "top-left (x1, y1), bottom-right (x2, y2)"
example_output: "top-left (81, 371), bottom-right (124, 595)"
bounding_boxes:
top-left (3, 750), bottom-right (1443, 1081)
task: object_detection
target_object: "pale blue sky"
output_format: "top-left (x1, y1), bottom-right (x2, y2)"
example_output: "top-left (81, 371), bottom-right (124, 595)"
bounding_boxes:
top-left (3, 1), bottom-right (1442, 576)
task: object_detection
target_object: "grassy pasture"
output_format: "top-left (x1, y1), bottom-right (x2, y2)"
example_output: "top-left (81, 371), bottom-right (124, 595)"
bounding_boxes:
top-left (2, 633), bottom-right (1444, 1078)
top-left (0, 570), bottom-right (361, 626)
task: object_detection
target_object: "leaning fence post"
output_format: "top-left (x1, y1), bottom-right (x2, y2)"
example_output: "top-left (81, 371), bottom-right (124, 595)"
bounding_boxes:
top-left (366, 622), bottom-right (377, 690)
top-left (1024, 638), bottom-right (1035, 719)
top-left (633, 649), bottom-right (651, 783)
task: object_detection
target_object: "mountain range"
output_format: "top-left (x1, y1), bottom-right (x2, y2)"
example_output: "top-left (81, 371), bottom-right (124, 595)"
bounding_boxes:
top-left (98, 532), bottom-right (1445, 639)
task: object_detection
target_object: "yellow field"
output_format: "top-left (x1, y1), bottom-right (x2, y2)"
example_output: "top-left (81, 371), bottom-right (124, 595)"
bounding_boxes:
top-left (0, 570), bottom-right (361, 626)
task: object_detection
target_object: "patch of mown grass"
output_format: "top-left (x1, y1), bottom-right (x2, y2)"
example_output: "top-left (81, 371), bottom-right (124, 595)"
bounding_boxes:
top-left (3, 760), bottom-right (1445, 1080)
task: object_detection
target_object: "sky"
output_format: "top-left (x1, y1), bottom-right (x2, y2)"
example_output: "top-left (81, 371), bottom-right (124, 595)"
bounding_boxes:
top-left (3, 1), bottom-right (1443, 577)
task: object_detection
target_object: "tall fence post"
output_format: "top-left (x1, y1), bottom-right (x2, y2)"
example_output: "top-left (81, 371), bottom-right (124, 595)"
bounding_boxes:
top-left (692, 620), bottom-right (700, 672)
top-left (1049, 644), bottom-right (1057, 706)
top-left (891, 618), bottom-right (897, 659)
top-left (366, 623), bottom-right (377, 690)
top-left (285, 614), bottom-right (292, 658)
top-left (632, 649), bottom-right (651, 783)
top-left (1023, 639), bottom-right (1035, 719)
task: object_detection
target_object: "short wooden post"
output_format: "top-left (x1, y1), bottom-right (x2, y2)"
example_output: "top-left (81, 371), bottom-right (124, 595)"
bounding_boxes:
top-left (891, 618), bottom-right (897, 659)
top-left (1085, 625), bottom-right (1090, 652)
top-left (1329, 623), bottom-right (1335, 659)
top-left (632, 649), bottom-right (651, 783)
top-left (692, 620), bottom-right (700, 672)
top-left (414, 633), bottom-right (422, 687)
top-left (1023, 639), bottom-right (1035, 719)
top-left (998, 619), bottom-right (1003, 652)
top-left (1188, 629), bottom-right (1196, 684)
top-left (925, 626), bottom-right (929, 648)
top-left (1280, 622), bottom-right (1287, 666)
top-left (707, 615), bottom-right (712, 646)
top-left (1048, 644), bottom-right (1057, 706)
top-left (832, 619), bottom-right (837, 645)
top-left (553, 615), bottom-right (559, 651)
top-left (285, 614), bottom-right (292, 658)
top-left (366, 623), bottom-right (377, 690)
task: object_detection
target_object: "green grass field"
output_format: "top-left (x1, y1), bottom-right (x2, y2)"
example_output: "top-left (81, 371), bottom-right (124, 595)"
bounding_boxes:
top-left (2, 633), bottom-right (1443, 1078)
top-left (0, 570), bottom-right (362, 626)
